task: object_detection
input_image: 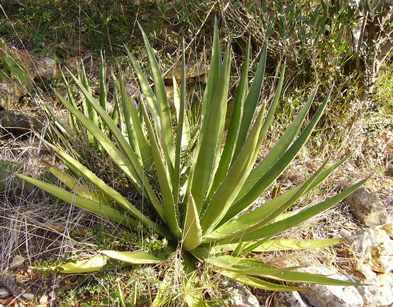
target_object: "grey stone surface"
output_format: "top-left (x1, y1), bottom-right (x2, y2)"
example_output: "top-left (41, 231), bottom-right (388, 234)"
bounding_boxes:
top-left (227, 284), bottom-right (259, 307)
top-left (349, 228), bottom-right (376, 262)
top-left (0, 109), bottom-right (45, 136)
top-left (299, 267), bottom-right (363, 307)
top-left (274, 291), bottom-right (310, 307)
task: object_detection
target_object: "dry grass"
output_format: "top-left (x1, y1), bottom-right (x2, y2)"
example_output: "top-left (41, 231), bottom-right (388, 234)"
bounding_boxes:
top-left (1, 3), bottom-right (392, 303)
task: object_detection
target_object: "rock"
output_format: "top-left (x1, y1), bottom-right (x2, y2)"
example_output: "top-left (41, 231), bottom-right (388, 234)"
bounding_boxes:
top-left (9, 255), bottom-right (25, 269)
top-left (370, 227), bottom-right (393, 273)
top-left (0, 78), bottom-right (28, 109)
top-left (355, 264), bottom-right (384, 307)
top-left (0, 109), bottom-right (45, 136)
top-left (0, 289), bottom-right (9, 299)
top-left (377, 273), bottom-right (393, 306)
top-left (381, 222), bottom-right (393, 238)
top-left (339, 228), bottom-right (352, 238)
top-left (227, 284), bottom-right (259, 307)
top-left (299, 267), bottom-right (363, 307)
top-left (348, 229), bottom-right (376, 262)
top-left (8, 48), bottom-right (59, 81)
top-left (274, 291), bottom-right (310, 307)
top-left (1, 39), bottom-right (59, 111)
top-left (345, 187), bottom-right (389, 226)
top-left (39, 294), bottom-right (49, 304)
top-left (21, 292), bottom-right (34, 301)
top-left (163, 62), bottom-right (208, 85)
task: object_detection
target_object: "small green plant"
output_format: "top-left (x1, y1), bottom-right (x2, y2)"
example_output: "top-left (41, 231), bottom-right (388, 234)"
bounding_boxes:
top-left (0, 38), bottom-right (29, 86)
top-left (17, 23), bottom-right (365, 305)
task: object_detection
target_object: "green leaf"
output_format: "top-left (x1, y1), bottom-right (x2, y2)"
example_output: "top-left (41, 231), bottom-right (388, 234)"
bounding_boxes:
top-left (252, 159), bottom-right (331, 228)
top-left (224, 91), bottom-right (330, 222)
top-left (56, 85), bottom-right (142, 190)
top-left (256, 63), bottom-right (286, 146)
top-left (183, 195), bottom-right (202, 251)
top-left (99, 51), bottom-right (107, 113)
top-left (211, 238), bottom-right (343, 253)
top-left (265, 270), bottom-right (362, 286)
top-left (191, 47), bottom-right (231, 212)
top-left (200, 105), bottom-right (266, 235)
top-left (172, 77), bottom-right (191, 150)
top-left (207, 37), bottom-right (251, 201)
top-left (43, 161), bottom-right (110, 206)
top-left (78, 60), bottom-right (99, 145)
top-left (116, 72), bottom-right (142, 162)
top-left (211, 256), bottom-right (361, 286)
top-left (117, 283), bottom-right (127, 307)
top-left (48, 145), bottom-right (169, 237)
top-left (208, 155), bottom-right (351, 242)
top-left (15, 173), bottom-right (137, 228)
top-left (125, 47), bottom-right (161, 129)
top-left (173, 40), bottom-right (188, 206)
top-left (232, 43), bottom-right (267, 159)
top-left (234, 88), bottom-right (319, 204)
top-left (59, 255), bottom-right (108, 273)
top-left (118, 69), bottom-right (153, 168)
top-left (184, 272), bottom-right (206, 307)
top-left (209, 255), bottom-right (300, 276)
top-left (140, 25), bottom-right (175, 170)
top-left (201, 18), bottom-right (221, 121)
top-left (142, 103), bottom-right (181, 238)
top-left (237, 179), bottom-right (367, 242)
top-left (100, 250), bottom-right (164, 264)
top-left (56, 90), bottom-right (165, 222)
top-left (219, 270), bottom-right (304, 291)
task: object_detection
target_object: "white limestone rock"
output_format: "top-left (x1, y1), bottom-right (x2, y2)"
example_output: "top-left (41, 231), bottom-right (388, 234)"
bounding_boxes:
top-left (370, 227), bottom-right (393, 273)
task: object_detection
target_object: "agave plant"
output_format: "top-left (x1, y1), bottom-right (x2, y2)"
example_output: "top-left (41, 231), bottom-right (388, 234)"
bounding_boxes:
top-left (16, 24), bottom-right (365, 305)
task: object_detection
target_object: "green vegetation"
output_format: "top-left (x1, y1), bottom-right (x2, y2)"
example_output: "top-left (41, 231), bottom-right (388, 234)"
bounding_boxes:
top-left (1, 0), bottom-right (392, 305)
top-left (16, 22), bottom-right (366, 305)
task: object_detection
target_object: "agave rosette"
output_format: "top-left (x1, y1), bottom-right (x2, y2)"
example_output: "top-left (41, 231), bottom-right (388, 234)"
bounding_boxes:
top-left (16, 23), bottom-right (364, 304)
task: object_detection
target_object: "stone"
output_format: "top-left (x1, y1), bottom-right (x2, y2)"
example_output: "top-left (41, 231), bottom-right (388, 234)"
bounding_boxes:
top-left (355, 264), bottom-right (383, 307)
top-left (39, 294), bottom-right (49, 304)
top-left (299, 267), bottom-right (364, 307)
top-left (1, 40), bottom-right (59, 110)
top-left (21, 292), bottom-right (34, 301)
top-left (163, 62), bottom-right (208, 85)
top-left (370, 227), bottom-right (393, 273)
top-left (345, 187), bottom-right (389, 226)
top-left (377, 273), bottom-right (393, 306)
top-left (227, 284), bottom-right (259, 307)
top-left (339, 228), bottom-right (352, 238)
top-left (348, 229), bottom-right (376, 262)
top-left (274, 291), bottom-right (309, 307)
top-left (9, 255), bottom-right (25, 269)
top-left (0, 109), bottom-right (45, 136)
top-left (8, 48), bottom-right (59, 81)
top-left (0, 289), bottom-right (9, 299)
top-left (381, 222), bottom-right (393, 238)
top-left (0, 78), bottom-right (28, 109)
